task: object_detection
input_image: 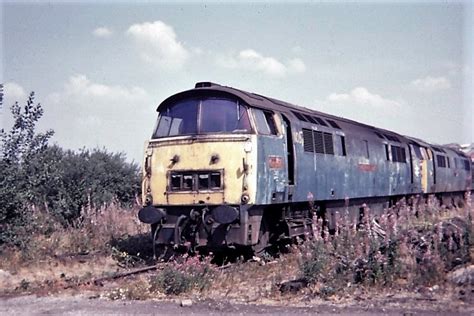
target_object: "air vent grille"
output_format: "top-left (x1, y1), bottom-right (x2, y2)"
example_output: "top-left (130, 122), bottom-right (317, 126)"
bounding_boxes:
top-left (323, 132), bottom-right (334, 155)
top-left (302, 129), bottom-right (314, 152)
top-left (314, 131), bottom-right (324, 154)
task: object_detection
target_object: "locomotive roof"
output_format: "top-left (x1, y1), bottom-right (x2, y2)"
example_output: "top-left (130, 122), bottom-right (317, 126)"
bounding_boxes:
top-left (157, 82), bottom-right (467, 158)
top-left (159, 82), bottom-right (351, 121)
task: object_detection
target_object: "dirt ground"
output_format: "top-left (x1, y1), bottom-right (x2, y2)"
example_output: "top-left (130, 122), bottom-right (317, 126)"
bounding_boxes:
top-left (1, 250), bottom-right (473, 315)
top-left (1, 205), bottom-right (473, 315)
top-left (0, 293), bottom-right (473, 316)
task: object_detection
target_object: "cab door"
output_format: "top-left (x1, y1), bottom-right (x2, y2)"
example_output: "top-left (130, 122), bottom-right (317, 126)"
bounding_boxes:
top-left (281, 114), bottom-right (295, 201)
top-left (409, 144), bottom-right (423, 193)
top-left (420, 147), bottom-right (435, 193)
top-left (253, 109), bottom-right (288, 204)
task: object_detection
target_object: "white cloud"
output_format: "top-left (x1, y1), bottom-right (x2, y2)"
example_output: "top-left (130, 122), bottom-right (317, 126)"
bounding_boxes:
top-left (55, 74), bottom-right (148, 102)
top-left (410, 76), bottom-right (451, 92)
top-left (216, 49), bottom-right (306, 78)
top-left (2, 82), bottom-right (28, 128)
top-left (92, 27), bottom-right (113, 38)
top-left (126, 20), bottom-right (189, 69)
top-left (315, 87), bottom-right (406, 133)
top-left (3, 82), bottom-right (27, 105)
top-left (238, 49), bottom-right (286, 77)
top-left (288, 58), bottom-right (306, 73)
top-left (2, 82), bottom-right (29, 130)
top-left (326, 87), bottom-right (401, 108)
top-left (44, 75), bottom-right (154, 160)
top-left (191, 47), bottom-right (204, 55)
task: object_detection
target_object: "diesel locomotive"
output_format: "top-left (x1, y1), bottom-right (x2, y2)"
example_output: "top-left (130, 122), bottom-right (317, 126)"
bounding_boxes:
top-left (138, 82), bottom-right (473, 253)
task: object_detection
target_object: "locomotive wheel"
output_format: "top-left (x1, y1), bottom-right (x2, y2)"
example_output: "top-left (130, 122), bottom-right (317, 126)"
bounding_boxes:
top-left (253, 219), bottom-right (270, 255)
top-left (454, 198), bottom-right (465, 209)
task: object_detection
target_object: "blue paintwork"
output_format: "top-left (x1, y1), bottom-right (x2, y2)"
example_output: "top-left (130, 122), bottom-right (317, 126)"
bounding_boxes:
top-left (255, 134), bottom-right (288, 205)
top-left (155, 82), bottom-right (472, 207)
top-left (253, 111), bottom-right (471, 206)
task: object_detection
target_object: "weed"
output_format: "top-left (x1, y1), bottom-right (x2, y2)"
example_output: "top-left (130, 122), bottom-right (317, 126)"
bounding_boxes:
top-left (300, 196), bottom-right (472, 295)
top-left (106, 278), bottom-right (151, 300)
top-left (150, 266), bottom-right (193, 295)
top-left (319, 285), bottom-right (336, 299)
top-left (301, 240), bottom-right (328, 284)
top-left (149, 257), bottom-right (216, 295)
top-left (111, 246), bottom-right (145, 268)
top-left (19, 279), bottom-right (29, 290)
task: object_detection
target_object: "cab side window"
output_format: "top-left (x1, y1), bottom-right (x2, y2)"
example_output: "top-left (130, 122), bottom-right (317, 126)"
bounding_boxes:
top-left (253, 108), bottom-right (278, 135)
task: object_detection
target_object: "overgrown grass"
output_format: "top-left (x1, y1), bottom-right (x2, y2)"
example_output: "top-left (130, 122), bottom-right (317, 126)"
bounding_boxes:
top-left (0, 203), bottom-right (147, 270)
top-left (300, 195), bottom-right (472, 297)
top-left (1, 194), bottom-right (472, 303)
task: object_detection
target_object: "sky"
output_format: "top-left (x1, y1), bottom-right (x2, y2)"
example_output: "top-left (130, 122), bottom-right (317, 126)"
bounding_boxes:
top-left (1, 0), bottom-right (473, 163)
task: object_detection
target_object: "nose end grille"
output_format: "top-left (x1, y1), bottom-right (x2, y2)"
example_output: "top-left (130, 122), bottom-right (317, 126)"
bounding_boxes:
top-left (169, 170), bottom-right (223, 192)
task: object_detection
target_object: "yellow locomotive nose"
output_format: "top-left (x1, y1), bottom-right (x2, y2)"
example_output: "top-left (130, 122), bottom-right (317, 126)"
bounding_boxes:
top-left (142, 134), bottom-right (257, 207)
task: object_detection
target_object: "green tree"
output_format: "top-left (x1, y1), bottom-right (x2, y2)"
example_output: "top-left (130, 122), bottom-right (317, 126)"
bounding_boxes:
top-left (0, 91), bottom-right (54, 164)
top-left (0, 89), bottom-right (54, 246)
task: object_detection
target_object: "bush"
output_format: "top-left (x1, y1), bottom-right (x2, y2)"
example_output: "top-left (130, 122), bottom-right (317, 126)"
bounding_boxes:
top-left (0, 89), bottom-right (141, 247)
top-left (27, 145), bottom-right (141, 224)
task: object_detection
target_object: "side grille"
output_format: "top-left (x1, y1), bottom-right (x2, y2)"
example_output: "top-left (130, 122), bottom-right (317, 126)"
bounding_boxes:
top-left (303, 129), bottom-right (335, 155)
top-left (314, 131), bottom-right (324, 154)
top-left (323, 132), bottom-right (334, 155)
top-left (302, 129), bottom-right (314, 152)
